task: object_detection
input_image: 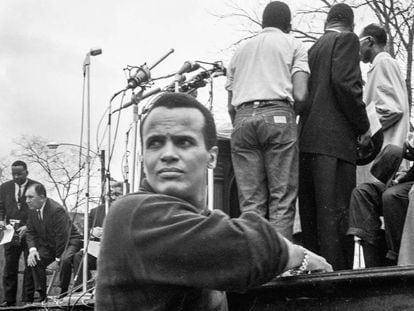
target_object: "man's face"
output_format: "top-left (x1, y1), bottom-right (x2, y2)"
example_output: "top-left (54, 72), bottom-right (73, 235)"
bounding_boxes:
top-left (25, 187), bottom-right (45, 210)
top-left (359, 35), bottom-right (372, 63)
top-left (110, 186), bottom-right (123, 202)
top-left (142, 107), bottom-right (217, 207)
top-left (12, 165), bottom-right (28, 185)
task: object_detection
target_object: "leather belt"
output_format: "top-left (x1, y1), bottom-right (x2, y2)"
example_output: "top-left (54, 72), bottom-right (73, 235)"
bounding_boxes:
top-left (235, 99), bottom-right (289, 111)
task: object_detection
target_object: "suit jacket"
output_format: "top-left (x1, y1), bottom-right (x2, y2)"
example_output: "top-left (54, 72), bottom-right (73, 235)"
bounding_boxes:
top-left (26, 198), bottom-right (81, 259)
top-left (0, 178), bottom-right (40, 225)
top-left (299, 30), bottom-right (370, 164)
top-left (89, 204), bottom-right (106, 229)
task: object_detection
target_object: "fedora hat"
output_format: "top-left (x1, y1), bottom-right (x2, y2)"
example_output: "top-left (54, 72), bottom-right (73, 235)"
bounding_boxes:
top-left (357, 128), bottom-right (384, 166)
top-left (370, 144), bottom-right (404, 184)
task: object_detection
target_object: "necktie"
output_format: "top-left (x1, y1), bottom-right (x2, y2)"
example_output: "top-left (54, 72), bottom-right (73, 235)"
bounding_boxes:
top-left (17, 186), bottom-right (22, 209)
top-left (37, 210), bottom-right (42, 222)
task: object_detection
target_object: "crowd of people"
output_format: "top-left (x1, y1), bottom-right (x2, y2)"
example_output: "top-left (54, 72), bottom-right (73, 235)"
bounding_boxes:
top-left (0, 160), bottom-right (123, 306)
top-left (226, 1), bottom-right (413, 272)
top-left (0, 1), bottom-right (412, 310)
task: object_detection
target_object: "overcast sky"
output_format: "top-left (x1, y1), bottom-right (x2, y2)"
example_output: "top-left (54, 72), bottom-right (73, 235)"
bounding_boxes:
top-left (0, 0), bottom-right (374, 184)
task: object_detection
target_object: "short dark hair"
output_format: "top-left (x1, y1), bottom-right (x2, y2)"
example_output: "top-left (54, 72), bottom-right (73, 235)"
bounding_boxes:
top-left (327, 3), bottom-right (354, 27)
top-left (262, 1), bottom-right (291, 32)
top-left (141, 92), bottom-right (217, 150)
top-left (30, 183), bottom-right (47, 197)
top-left (12, 160), bottom-right (27, 171)
top-left (361, 23), bottom-right (387, 46)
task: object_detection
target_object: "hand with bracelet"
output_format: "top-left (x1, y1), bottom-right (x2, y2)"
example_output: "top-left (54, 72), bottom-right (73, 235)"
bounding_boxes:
top-left (282, 238), bottom-right (333, 275)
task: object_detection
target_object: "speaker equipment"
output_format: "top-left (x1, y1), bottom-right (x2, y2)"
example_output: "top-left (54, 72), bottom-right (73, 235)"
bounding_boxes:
top-left (214, 135), bottom-right (240, 218)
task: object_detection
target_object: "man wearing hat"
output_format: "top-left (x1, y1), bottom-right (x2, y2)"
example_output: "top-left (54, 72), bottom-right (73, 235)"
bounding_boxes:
top-left (298, 3), bottom-right (370, 270)
top-left (348, 143), bottom-right (414, 267)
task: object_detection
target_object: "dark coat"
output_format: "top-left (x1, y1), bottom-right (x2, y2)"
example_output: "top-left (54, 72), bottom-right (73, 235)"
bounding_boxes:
top-left (299, 30), bottom-right (370, 164)
top-left (26, 198), bottom-right (81, 259)
top-left (0, 178), bottom-right (40, 225)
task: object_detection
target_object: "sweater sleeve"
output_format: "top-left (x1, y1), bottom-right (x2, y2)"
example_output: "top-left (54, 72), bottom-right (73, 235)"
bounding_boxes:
top-left (120, 195), bottom-right (289, 292)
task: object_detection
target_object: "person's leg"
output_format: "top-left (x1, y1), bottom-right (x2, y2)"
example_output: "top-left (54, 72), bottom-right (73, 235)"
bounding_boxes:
top-left (2, 244), bottom-right (20, 305)
top-left (347, 182), bottom-right (386, 267)
top-left (231, 107), bottom-right (267, 217)
top-left (311, 155), bottom-right (355, 270)
top-left (21, 237), bottom-right (35, 303)
top-left (262, 104), bottom-right (298, 241)
top-left (398, 186), bottom-right (414, 265)
top-left (382, 181), bottom-right (413, 264)
top-left (59, 243), bottom-right (81, 296)
top-left (31, 247), bottom-right (54, 301)
top-left (298, 153), bottom-right (318, 253)
top-left (72, 250), bottom-right (84, 289)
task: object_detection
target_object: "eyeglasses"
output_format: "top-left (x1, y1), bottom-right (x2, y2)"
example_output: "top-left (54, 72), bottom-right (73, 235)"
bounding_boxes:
top-left (359, 36), bottom-right (372, 43)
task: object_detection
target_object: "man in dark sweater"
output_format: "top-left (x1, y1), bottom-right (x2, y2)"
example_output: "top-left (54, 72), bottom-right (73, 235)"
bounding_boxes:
top-left (95, 92), bottom-right (332, 311)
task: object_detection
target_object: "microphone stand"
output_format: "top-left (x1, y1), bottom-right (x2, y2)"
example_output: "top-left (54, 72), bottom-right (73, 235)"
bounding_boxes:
top-left (82, 49), bottom-right (101, 294)
top-left (206, 76), bottom-right (215, 211)
top-left (131, 89), bottom-right (143, 192)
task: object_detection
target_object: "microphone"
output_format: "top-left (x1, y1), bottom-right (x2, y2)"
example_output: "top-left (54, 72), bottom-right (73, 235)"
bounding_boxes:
top-left (165, 75), bottom-right (186, 92)
top-left (176, 61), bottom-right (200, 75)
top-left (126, 49), bottom-right (175, 90)
top-left (127, 64), bottom-right (151, 90)
top-left (89, 48), bottom-right (102, 56)
top-left (115, 87), bottom-right (161, 112)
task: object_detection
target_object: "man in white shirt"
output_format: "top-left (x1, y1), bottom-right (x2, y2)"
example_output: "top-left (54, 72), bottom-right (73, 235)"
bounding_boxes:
top-left (348, 24), bottom-right (411, 267)
top-left (225, 1), bottom-right (309, 241)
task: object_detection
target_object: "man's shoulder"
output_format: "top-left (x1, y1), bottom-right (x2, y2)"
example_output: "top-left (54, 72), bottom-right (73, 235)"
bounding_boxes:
top-left (0, 180), bottom-right (14, 190)
top-left (27, 179), bottom-right (42, 186)
top-left (111, 191), bottom-right (198, 217)
top-left (46, 198), bottom-right (66, 212)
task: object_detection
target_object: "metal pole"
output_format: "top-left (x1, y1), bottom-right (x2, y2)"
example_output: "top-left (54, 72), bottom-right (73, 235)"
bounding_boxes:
top-left (83, 54), bottom-right (90, 293)
top-left (131, 103), bottom-right (138, 192)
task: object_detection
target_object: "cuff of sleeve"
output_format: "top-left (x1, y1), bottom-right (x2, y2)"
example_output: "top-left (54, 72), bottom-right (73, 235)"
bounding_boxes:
top-left (29, 247), bottom-right (37, 253)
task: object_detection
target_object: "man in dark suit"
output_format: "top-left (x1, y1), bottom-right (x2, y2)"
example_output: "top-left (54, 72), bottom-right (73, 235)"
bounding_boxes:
top-left (72, 181), bottom-right (123, 289)
top-left (25, 183), bottom-right (81, 301)
top-left (0, 161), bottom-right (40, 306)
top-left (298, 3), bottom-right (371, 270)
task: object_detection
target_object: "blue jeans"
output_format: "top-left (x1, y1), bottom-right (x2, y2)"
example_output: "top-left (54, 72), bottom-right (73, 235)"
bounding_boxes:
top-left (231, 102), bottom-right (298, 240)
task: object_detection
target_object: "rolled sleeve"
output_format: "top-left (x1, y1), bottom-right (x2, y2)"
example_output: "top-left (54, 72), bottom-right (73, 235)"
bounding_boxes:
top-left (292, 41), bottom-right (310, 75)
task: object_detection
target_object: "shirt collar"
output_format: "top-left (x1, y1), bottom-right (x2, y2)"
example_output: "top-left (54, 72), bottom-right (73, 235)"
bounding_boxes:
top-left (38, 199), bottom-right (47, 216)
top-left (261, 27), bottom-right (284, 34)
top-left (15, 179), bottom-right (28, 189)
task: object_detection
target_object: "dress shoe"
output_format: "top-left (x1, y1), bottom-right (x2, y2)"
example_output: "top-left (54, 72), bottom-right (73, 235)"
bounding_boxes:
top-left (0, 301), bottom-right (16, 307)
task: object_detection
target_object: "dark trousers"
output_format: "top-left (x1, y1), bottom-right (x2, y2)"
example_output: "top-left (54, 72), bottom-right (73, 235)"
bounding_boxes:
top-left (299, 153), bottom-right (355, 270)
top-left (3, 238), bottom-right (34, 303)
top-left (348, 181), bottom-right (413, 265)
top-left (72, 251), bottom-right (97, 289)
top-left (31, 240), bottom-right (81, 299)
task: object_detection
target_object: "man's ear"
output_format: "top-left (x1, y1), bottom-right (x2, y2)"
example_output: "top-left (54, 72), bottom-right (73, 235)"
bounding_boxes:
top-left (207, 146), bottom-right (218, 169)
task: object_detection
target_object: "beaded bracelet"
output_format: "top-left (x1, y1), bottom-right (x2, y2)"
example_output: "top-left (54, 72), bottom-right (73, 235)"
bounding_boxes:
top-left (290, 247), bottom-right (309, 276)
